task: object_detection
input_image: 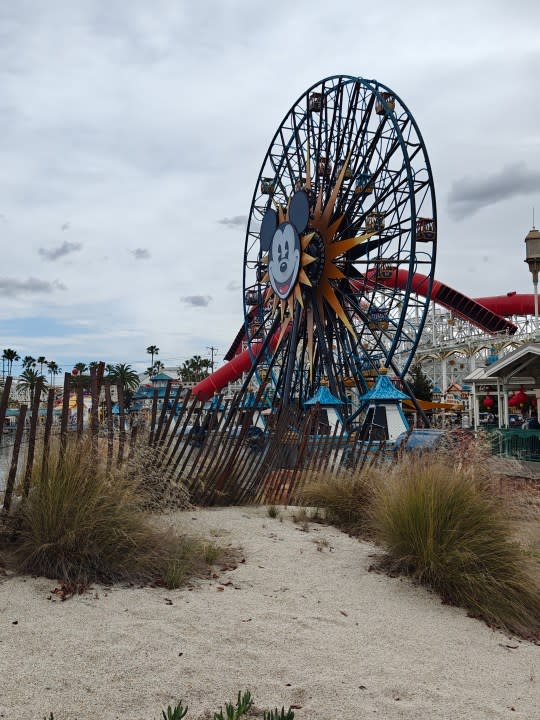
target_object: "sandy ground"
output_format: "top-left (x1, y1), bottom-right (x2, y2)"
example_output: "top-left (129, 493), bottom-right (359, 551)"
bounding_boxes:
top-left (0, 506), bottom-right (539, 720)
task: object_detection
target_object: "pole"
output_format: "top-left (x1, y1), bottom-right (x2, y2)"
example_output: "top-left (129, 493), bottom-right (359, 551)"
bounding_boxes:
top-left (533, 270), bottom-right (539, 341)
top-left (207, 345), bottom-right (218, 372)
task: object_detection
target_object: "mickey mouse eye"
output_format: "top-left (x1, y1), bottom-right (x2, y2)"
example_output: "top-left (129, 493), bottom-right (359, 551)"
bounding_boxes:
top-left (278, 243), bottom-right (282, 257)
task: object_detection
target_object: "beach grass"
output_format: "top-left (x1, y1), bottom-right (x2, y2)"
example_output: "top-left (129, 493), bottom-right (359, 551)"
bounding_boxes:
top-left (6, 437), bottom-right (219, 587)
top-left (299, 451), bottom-right (540, 640)
top-left (297, 470), bottom-right (376, 538)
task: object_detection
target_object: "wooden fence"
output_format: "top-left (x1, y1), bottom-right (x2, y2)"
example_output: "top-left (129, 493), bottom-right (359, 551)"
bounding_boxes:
top-left (1, 369), bottom-right (389, 515)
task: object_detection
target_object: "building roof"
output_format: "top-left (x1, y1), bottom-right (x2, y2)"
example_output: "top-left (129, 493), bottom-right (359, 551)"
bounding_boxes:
top-left (151, 372), bottom-right (174, 382)
top-left (135, 385), bottom-right (170, 399)
top-left (358, 374), bottom-right (409, 402)
top-left (464, 344), bottom-right (540, 386)
top-left (304, 386), bottom-right (344, 407)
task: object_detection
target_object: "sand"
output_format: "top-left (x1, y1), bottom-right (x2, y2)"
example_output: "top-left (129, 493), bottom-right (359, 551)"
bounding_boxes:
top-left (0, 506), bottom-right (538, 720)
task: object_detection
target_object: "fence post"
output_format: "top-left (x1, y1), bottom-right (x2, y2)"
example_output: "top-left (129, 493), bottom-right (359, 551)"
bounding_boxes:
top-left (0, 377), bottom-right (13, 447)
top-left (41, 387), bottom-right (55, 475)
top-left (2, 405), bottom-right (27, 514)
top-left (59, 372), bottom-right (71, 460)
top-left (23, 378), bottom-right (43, 497)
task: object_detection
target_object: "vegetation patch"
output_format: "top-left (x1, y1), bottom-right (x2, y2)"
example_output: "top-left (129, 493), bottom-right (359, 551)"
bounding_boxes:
top-left (297, 449), bottom-right (540, 640)
top-left (298, 470), bottom-right (376, 538)
top-left (1, 438), bottom-right (222, 588)
top-left (371, 455), bottom-right (540, 640)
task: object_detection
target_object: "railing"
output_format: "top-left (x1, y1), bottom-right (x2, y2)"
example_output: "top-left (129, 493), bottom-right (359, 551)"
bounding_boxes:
top-left (485, 427), bottom-right (540, 462)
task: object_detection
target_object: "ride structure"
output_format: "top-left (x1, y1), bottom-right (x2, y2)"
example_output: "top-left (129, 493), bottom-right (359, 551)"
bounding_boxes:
top-left (237, 74), bottom-right (437, 420)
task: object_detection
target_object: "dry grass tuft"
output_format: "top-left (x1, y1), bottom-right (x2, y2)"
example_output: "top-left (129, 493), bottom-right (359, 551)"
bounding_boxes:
top-left (297, 470), bottom-right (377, 538)
top-left (372, 454), bottom-right (540, 640)
top-left (3, 438), bottom-right (220, 587)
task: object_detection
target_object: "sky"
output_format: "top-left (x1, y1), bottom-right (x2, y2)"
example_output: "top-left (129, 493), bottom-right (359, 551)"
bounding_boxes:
top-left (1, 0), bottom-right (539, 375)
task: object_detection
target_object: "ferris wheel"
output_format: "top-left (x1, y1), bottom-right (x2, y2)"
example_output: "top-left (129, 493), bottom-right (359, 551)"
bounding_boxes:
top-left (242, 75), bottom-right (436, 413)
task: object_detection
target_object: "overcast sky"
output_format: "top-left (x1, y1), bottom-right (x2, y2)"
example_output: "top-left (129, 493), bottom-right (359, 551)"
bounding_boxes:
top-left (1, 0), bottom-right (539, 374)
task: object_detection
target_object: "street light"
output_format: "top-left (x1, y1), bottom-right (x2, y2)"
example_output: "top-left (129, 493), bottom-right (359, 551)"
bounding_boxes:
top-left (524, 224), bottom-right (540, 340)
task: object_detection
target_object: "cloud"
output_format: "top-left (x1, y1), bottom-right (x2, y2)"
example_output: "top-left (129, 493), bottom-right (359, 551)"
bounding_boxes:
top-left (448, 163), bottom-right (540, 220)
top-left (0, 277), bottom-right (67, 296)
top-left (217, 215), bottom-right (248, 228)
top-left (38, 240), bottom-right (83, 261)
top-left (131, 247), bottom-right (151, 260)
top-left (181, 294), bottom-right (212, 307)
top-left (226, 280), bottom-right (241, 292)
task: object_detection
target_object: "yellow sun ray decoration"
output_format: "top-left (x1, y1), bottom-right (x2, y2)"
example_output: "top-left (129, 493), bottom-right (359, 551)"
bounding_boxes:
top-left (262, 151), bottom-right (375, 382)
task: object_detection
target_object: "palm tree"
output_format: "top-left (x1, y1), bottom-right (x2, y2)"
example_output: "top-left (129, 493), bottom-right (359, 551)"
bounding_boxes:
top-left (37, 356), bottom-right (47, 375)
top-left (109, 363), bottom-right (140, 408)
top-left (146, 345), bottom-right (160, 368)
top-left (109, 363), bottom-right (140, 392)
top-left (74, 362), bottom-right (88, 375)
top-left (22, 355), bottom-right (36, 370)
top-left (17, 368), bottom-right (47, 405)
top-left (47, 361), bottom-right (61, 386)
top-left (2, 348), bottom-right (20, 376)
top-left (179, 355), bottom-right (212, 382)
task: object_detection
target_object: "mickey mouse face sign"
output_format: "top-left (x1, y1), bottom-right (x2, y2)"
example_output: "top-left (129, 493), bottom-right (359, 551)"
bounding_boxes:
top-left (260, 190), bottom-right (310, 301)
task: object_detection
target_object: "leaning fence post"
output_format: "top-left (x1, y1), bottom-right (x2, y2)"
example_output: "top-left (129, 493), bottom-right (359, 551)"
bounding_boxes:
top-left (23, 378), bottom-right (43, 497)
top-left (59, 372), bottom-right (71, 460)
top-left (41, 387), bottom-right (55, 476)
top-left (0, 377), bottom-right (13, 447)
top-left (2, 405), bottom-right (27, 515)
top-left (116, 382), bottom-right (126, 466)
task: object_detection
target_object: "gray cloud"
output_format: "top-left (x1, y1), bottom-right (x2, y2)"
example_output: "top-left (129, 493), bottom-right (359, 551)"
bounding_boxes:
top-left (181, 294), bottom-right (212, 307)
top-left (226, 280), bottom-right (241, 292)
top-left (448, 163), bottom-right (540, 220)
top-left (218, 215), bottom-right (248, 228)
top-left (131, 247), bottom-right (151, 260)
top-left (0, 277), bottom-right (67, 296)
top-left (38, 240), bottom-right (82, 261)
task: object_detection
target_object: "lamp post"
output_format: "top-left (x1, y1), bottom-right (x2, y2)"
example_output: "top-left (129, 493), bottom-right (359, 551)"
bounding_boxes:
top-left (524, 225), bottom-right (540, 341)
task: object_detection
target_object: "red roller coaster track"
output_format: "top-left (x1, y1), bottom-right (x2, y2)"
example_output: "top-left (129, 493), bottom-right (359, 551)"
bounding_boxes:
top-left (193, 274), bottom-right (534, 401)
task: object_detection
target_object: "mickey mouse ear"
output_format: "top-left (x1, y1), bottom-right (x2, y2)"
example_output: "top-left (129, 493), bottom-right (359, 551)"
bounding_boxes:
top-left (289, 191), bottom-right (310, 233)
top-left (260, 208), bottom-right (277, 252)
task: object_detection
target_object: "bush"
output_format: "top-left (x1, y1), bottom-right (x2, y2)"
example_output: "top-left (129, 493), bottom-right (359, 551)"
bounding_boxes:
top-left (298, 470), bottom-right (376, 538)
top-left (372, 455), bottom-right (540, 639)
top-left (9, 438), bottom-right (217, 586)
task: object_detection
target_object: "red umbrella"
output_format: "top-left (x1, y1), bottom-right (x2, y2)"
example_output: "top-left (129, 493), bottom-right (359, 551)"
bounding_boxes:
top-left (483, 394), bottom-right (494, 408)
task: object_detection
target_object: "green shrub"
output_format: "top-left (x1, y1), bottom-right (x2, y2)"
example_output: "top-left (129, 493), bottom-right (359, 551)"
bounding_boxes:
top-left (372, 455), bottom-right (540, 639)
top-left (10, 438), bottom-right (217, 586)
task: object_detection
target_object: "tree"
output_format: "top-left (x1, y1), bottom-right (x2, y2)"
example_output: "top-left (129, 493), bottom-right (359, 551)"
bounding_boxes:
top-left (2, 348), bottom-right (20, 376)
top-left (74, 362), bottom-right (88, 375)
top-left (108, 363), bottom-right (140, 408)
top-left (178, 355), bottom-right (212, 383)
top-left (146, 360), bottom-right (165, 378)
top-left (22, 355), bottom-right (36, 370)
top-left (408, 362), bottom-right (433, 402)
top-left (17, 368), bottom-right (47, 405)
top-left (36, 356), bottom-right (47, 375)
top-left (146, 345), bottom-right (159, 368)
top-left (47, 361), bottom-right (61, 386)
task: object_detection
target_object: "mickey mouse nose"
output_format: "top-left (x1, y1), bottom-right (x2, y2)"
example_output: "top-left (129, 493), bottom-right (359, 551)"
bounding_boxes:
top-left (280, 262), bottom-right (287, 273)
